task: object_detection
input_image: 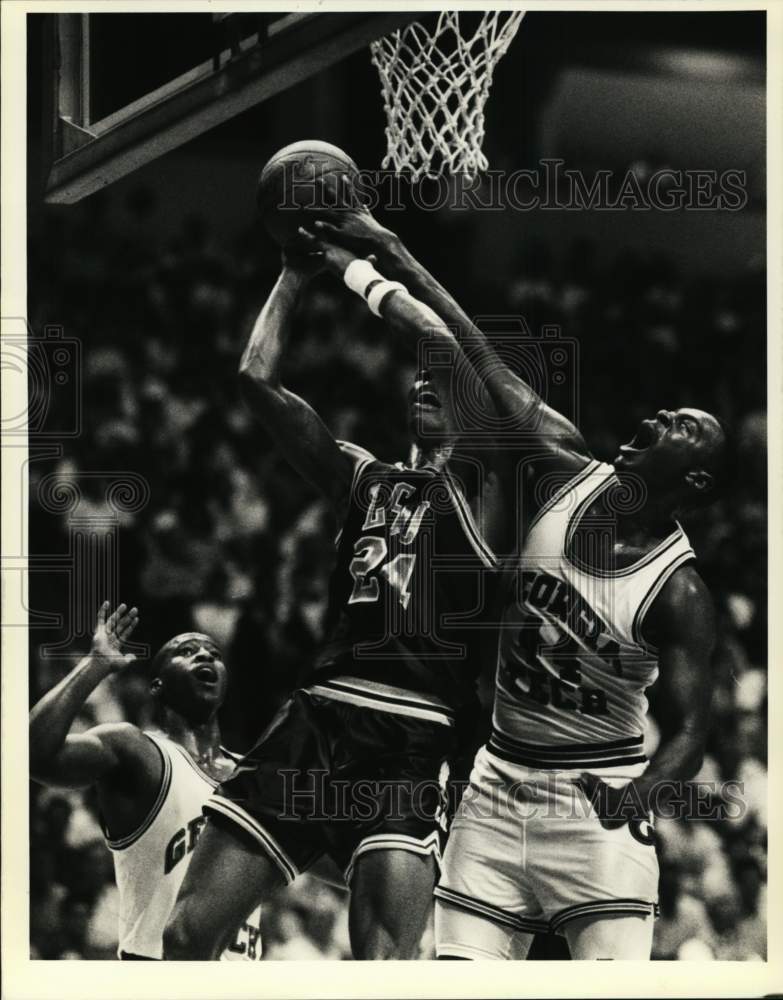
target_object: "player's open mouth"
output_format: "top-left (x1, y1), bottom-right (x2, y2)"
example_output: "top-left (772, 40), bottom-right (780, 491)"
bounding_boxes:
top-left (619, 419), bottom-right (659, 454)
top-left (413, 389), bottom-right (442, 410)
top-left (194, 664), bottom-right (219, 685)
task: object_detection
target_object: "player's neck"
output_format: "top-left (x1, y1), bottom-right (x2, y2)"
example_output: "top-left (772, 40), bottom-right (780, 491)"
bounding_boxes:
top-left (160, 710), bottom-right (222, 764)
top-left (614, 484), bottom-right (681, 541)
top-left (408, 440), bottom-right (454, 471)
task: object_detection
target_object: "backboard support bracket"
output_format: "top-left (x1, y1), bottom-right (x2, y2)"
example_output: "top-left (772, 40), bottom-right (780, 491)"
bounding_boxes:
top-left (44, 11), bottom-right (420, 204)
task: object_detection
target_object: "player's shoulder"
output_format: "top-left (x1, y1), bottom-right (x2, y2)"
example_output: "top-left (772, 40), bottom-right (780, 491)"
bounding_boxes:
top-left (88, 720), bottom-right (146, 746)
top-left (337, 439), bottom-right (377, 471)
top-left (646, 562), bottom-right (715, 642)
top-left (337, 439), bottom-right (393, 484)
top-left (657, 561), bottom-right (710, 606)
top-left (337, 439), bottom-right (376, 465)
top-left (91, 722), bottom-right (166, 770)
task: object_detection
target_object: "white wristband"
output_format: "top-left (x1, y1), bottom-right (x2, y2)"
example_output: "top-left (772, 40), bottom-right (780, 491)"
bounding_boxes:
top-left (343, 258), bottom-right (382, 297)
top-left (366, 280), bottom-right (407, 317)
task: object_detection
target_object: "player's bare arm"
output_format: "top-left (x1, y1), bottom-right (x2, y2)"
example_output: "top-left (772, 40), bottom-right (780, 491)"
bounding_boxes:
top-left (298, 226), bottom-right (496, 457)
top-left (299, 228), bottom-right (514, 550)
top-left (299, 228), bottom-right (470, 367)
top-left (578, 564), bottom-right (717, 823)
top-left (391, 248), bottom-right (591, 479)
top-left (297, 220), bottom-right (504, 493)
top-left (29, 603), bottom-right (161, 833)
top-left (312, 189), bottom-right (590, 479)
top-left (237, 253), bottom-right (355, 515)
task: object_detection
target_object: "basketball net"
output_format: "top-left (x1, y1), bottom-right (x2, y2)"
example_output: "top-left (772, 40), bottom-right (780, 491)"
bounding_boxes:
top-left (370, 11), bottom-right (525, 182)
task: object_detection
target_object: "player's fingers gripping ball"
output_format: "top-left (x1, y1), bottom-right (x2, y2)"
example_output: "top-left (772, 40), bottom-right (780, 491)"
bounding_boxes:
top-left (296, 226), bottom-right (359, 276)
top-left (257, 140), bottom-right (360, 252)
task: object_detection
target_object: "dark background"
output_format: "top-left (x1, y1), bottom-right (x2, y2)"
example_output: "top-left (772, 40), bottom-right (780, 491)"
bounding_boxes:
top-left (27, 11), bottom-right (766, 960)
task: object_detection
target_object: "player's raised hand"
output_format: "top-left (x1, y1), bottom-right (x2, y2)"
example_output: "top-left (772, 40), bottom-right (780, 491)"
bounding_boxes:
top-left (313, 174), bottom-right (398, 261)
top-left (296, 226), bottom-right (361, 277)
top-left (90, 601), bottom-right (139, 673)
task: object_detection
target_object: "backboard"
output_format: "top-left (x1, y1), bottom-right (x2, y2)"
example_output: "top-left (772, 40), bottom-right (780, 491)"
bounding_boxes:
top-left (42, 11), bottom-right (421, 204)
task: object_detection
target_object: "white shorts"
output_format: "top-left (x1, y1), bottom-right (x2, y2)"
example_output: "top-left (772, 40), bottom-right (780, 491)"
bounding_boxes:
top-left (435, 746), bottom-right (659, 959)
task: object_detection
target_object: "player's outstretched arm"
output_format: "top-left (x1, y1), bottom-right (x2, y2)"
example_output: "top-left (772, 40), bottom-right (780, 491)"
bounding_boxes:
top-left (238, 256), bottom-right (354, 514)
top-left (297, 227), bottom-right (477, 389)
top-left (578, 566), bottom-right (716, 822)
top-left (312, 192), bottom-right (590, 475)
top-left (29, 602), bottom-right (146, 789)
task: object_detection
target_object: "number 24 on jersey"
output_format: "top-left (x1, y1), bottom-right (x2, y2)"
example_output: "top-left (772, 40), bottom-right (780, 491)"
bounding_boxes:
top-left (348, 482), bottom-right (430, 610)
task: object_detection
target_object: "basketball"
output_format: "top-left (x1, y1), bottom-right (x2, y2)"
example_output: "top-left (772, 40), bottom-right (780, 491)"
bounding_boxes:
top-left (257, 140), bottom-right (360, 250)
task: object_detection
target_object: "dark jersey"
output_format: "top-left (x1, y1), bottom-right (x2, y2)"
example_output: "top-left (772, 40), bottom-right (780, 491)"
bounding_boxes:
top-left (311, 446), bottom-right (498, 720)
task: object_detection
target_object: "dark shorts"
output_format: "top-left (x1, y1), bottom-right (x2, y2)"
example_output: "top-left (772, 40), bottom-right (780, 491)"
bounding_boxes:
top-left (205, 687), bottom-right (456, 884)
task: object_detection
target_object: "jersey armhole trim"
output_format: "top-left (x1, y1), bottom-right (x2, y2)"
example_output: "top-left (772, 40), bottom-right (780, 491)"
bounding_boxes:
top-left (336, 441), bottom-right (377, 548)
top-left (442, 467), bottom-right (498, 568)
top-left (631, 549), bottom-right (697, 652)
top-left (526, 458), bottom-right (602, 535)
top-left (350, 456), bottom-right (374, 494)
top-left (564, 474), bottom-right (688, 579)
top-left (337, 440), bottom-right (376, 496)
top-left (105, 735), bottom-right (172, 851)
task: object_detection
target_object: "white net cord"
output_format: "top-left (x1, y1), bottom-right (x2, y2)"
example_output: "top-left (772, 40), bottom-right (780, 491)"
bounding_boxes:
top-left (370, 11), bottom-right (525, 182)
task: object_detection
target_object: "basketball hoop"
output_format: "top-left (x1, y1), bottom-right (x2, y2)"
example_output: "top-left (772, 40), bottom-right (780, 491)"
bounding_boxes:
top-left (370, 11), bottom-right (525, 182)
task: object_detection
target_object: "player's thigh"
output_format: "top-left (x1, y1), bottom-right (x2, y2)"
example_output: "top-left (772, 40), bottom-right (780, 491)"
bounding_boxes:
top-left (564, 912), bottom-right (654, 960)
top-left (349, 848), bottom-right (438, 959)
top-left (435, 763), bottom-right (547, 958)
top-left (435, 899), bottom-right (534, 960)
top-left (166, 817), bottom-right (286, 957)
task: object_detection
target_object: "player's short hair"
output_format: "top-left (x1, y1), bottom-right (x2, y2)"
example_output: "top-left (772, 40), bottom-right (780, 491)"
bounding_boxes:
top-left (148, 632), bottom-right (221, 681)
top-left (148, 633), bottom-right (191, 680)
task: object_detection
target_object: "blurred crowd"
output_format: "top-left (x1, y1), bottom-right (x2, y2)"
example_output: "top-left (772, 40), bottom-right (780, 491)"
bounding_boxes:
top-left (28, 185), bottom-right (766, 960)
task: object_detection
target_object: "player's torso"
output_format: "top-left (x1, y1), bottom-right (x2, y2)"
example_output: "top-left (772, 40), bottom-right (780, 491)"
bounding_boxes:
top-left (106, 733), bottom-right (262, 960)
top-left (315, 458), bottom-right (497, 715)
top-left (492, 459), bottom-right (695, 777)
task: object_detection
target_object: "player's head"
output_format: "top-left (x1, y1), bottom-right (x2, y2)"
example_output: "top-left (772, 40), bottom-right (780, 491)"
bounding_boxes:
top-left (615, 407), bottom-right (732, 510)
top-left (148, 632), bottom-right (228, 724)
top-left (407, 368), bottom-right (456, 447)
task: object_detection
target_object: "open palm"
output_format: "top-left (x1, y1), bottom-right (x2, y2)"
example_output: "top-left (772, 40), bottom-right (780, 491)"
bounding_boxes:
top-left (90, 601), bottom-right (140, 673)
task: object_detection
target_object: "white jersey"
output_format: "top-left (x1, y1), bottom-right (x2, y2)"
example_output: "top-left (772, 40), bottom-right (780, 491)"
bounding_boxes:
top-left (492, 459), bottom-right (695, 777)
top-left (105, 732), bottom-right (262, 960)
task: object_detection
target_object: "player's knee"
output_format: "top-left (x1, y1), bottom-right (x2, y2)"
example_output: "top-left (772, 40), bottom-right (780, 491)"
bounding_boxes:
top-left (163, 900), bottom-right (219, 960)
